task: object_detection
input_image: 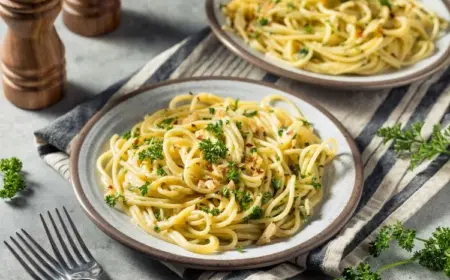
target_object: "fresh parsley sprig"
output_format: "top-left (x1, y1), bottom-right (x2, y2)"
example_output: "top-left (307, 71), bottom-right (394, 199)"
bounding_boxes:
top-left (376, 122), bottom-right (450, 170)
top-left (0, 157), bottom-right (26, 199)
top-left (337, 222), bottom-right (450, 280)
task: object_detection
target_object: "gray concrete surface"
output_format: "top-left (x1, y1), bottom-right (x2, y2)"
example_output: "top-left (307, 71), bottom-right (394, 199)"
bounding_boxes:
top-left (0, 1), bottom-right (448, 279)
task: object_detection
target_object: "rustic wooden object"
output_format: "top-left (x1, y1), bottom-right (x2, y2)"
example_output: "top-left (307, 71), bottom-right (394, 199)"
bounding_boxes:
top-left (63, 0), bottom-right (121, 37)
top-left (0, 0), bottom-right (66, 110)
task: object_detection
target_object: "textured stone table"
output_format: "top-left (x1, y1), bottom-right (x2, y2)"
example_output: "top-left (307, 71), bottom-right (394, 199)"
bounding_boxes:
top-left (0, 1), bottom-right (448, 279)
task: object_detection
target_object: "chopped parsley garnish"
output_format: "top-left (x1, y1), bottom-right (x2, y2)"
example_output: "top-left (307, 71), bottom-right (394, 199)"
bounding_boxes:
top-left (154, 226), bottom-right (161, 233)
top-left (206, 120), bottom-right (224, 138)
top-left (154, 211), bottom-right (161, 221)
top-left (271, 179), bottom-right (281, 193)
top-left (157, 117), bottom-right (176, 130)
top-left (227, 161), bottom-right (241, 183)
top-left (236, 121), bottom-right (243, 130)
top-left (250, 32), bottom-right (260, 39)
top-left (209, 107), bottom-right (215, 115)
top-left (235, 190), bottom-right (253, 211)
top-left (304, 25), bottom-right (313, 34)
top-left (379, 0), bottom-right (391, 7)
top-left (299, 47), bottom-right (309, 57)
top-left (278, 126), bottom-right (287, 137)
top-left (274, 0), bottom-right (281, 3)
top-left (156, 165), bottom-right (167, 176)
top-left (200, 206), bottom-right (221, 216)
top-left (259, 18), bottom-right (269, 26)
top-left (138, 138), bottom-right (164, 162)
top-left (138, 181), bottom-right (150, 196)
top-left (199, 139), bottom-right (228, 163)
top-left (248, 206), bottom-right (264, 219)
top-left (250, 147), bottom-right (257, 153)
top-left (262, 192), bottom-right (272, 205)
top-left (311, 176), bottom-right (321, 189)
top-left (243, 111), bottom-right (258, 117)
top-left (302, 119), bottom-right (312, 127)
top-left (221, 187), bottom-right (231, 198)
top-left (122, 130), bottom-right (132, 140)
top-left (237, 244), bottom-right (244, 253)
top-left (231, 98), bottom-right (240, 111)
top-left (105, 193), bottom-right (125, 207)
top-left (0, 157), bottom-right (26, 199)
top-left (189, 91), bottom-right (194, 95)
top-left (287, 2), bottom-right (297, 10)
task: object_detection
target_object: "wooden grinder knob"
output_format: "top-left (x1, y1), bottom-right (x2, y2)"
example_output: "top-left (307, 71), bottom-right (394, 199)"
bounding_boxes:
top-left (0, 0), bottom-right (66, 110)
top-left (63, 0), bottom-right (121, 37)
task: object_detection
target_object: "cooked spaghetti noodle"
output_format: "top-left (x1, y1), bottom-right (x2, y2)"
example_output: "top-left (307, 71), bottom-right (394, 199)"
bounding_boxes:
top-left (222, 0), bottom-right (448, 75)
top-left (97, 93), bottom-right (337, 254)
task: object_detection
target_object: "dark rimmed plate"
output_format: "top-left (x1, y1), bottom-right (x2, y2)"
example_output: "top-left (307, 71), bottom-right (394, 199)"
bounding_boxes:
top-left (70, 77), bottom-right (363, 270)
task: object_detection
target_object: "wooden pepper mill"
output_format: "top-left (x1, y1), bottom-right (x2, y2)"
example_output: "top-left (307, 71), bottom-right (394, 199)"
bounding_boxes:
top-left (63, 0), bottom-right (121, 37)
top-left (0, 0), bottom-right (66, 110)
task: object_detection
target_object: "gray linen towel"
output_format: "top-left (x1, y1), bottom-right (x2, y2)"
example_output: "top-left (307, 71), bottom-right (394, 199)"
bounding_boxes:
top-left (34, 28), bottom-right (450, 280)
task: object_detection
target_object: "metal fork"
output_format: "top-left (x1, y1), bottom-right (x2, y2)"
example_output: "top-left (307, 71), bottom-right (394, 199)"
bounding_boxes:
top-left (4, 207), bottom-right (105, 280)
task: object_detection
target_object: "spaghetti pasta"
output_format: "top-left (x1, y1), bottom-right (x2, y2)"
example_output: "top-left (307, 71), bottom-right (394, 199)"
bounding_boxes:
top-left (222, 0), bottom-right (448, 75)
top-left (97, 93), bottom-right (337, 254)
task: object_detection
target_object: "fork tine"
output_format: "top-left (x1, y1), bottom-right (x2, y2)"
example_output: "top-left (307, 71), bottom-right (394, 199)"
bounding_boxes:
top-left (47, 211), bottom-right (78, 268)
top-left (40, 213), bottom-right (69, 270)
top-left (63, 207), bottom-right (94, 260)
top-left (5, 241), bottom-right (42, 280)
top-left (21, 229), bottom-right (60, 268)
top-left (9, 236), bottom-right (59, 280)
top-left (16, 231), bottom-right (63, 276)
top-left (55, 208), bottom-right (87, 264)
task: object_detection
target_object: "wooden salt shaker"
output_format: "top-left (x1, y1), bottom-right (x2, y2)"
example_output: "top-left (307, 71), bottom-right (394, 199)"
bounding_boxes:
top-left (0, 0), bottom-right (66, 110)
top-left (63, 0), bottom-right (121, 37)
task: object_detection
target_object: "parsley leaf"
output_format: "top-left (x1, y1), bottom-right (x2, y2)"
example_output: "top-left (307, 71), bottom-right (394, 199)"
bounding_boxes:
top-left (379, 0), bottom-right (391, 7)
top-left (235, 190), bottom-right (253, 211)
top-left (200, 206), bottom-right (221, 216)
top-left (138, 138), bottom-right (164, 162)
top-left (250, 147), bottom-right (257, 153)
top-left (209, 107), bottom-right (215, 115)
top-left (230, 99), bottom-right (240, 111)
top-left (271, 179), bottom-right (281, 193)
top-left (237, 244), bottom-right (244, 253)
top-left (248, 206), bottom-right (263, 219)
top-left (304, 25), bottom-right (313, 34)
top-left (227, 161), bottom-right (241, 183)
top-left (243, 111), bottom-right (258, 117)
top-left (206, 120), bottom-right (224, 138)
top-left (157, 117), bottom-right (176, 130)
top-left (156, 165), bottom-right (167, 176)
top-left (199, 139), bottom-right (228, 163)
top-left (138, 181), bottom-right (150, 196)
top-left (299, 47), bottom-right (309, 57)
top-left (310, 176), bottom-right (321, 189)
top-left (122, 130), bottom-right (132, 140)
top-left (262, 192), bottom-right (272, 204)
top-left (105, 193), bottom-right (125, 207)
top-left (154, 226), bottom-right (161, 233)
top-left (259, 18), bottom-right (269, 26)
top-left (221, 187), bottom-right (231, 198)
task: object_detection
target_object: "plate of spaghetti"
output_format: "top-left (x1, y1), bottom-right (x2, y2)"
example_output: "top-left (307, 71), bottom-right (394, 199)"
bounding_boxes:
top-left (71, 77), bottom-right (363, 269)
top-left (206, 0), bottom-right (450, 89)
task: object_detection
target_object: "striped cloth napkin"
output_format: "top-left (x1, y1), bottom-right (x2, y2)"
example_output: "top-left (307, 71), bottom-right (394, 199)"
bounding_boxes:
top-left (34, 28), bottom-right (450, 280)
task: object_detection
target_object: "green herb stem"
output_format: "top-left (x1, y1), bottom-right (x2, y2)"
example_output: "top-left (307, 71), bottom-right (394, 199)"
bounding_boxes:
top-left (377, 259), bottom-right (415, 274)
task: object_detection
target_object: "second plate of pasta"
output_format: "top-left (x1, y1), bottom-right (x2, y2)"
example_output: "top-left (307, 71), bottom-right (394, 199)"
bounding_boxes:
top-left (206, 0), bottom-right (450, 89)
top-left (71, 77), bottom-right (362, 269)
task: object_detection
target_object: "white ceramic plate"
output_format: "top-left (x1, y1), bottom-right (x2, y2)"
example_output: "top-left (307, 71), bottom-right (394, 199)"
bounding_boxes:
top-left (71, 78), bottom-right (363, 270)
top-left (206, 0), bottom-right (450, 90)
